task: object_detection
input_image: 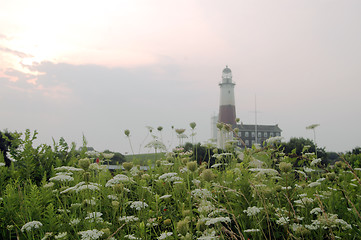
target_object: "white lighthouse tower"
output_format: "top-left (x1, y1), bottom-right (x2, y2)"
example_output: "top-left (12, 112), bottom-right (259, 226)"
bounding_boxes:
top-left (217, 66), bottom-right (236, 148)
top-left (219, 66), bottom-right (236, 126)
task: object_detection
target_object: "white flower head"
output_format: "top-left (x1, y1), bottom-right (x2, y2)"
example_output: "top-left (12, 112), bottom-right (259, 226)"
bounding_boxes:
top-left (157, 232), bottom-right (173, 240)
top-left (21, 221), bottom-right (43, 232)
top-left (310, 158), bottom-right (322, 166)
top-left (118, 215), bottom-right (139, 222)
top-left (243, 206), bottom-right (262, 217)
top-left (78, 229), bottom-right (104, 240)
top-left (129, 201), bottom-right (148, 210)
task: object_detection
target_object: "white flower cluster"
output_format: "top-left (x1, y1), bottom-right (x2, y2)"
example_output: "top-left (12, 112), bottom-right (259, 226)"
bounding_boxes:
top-left (295, 170), bottom-right (307, 178)
top-left (197, 229), bottom-right (219, 240)
top-left (124, 234), bottom-right (142, 240)
top-left (308, 182), bottom-right (321, 188)
top-left (303, 167), bottom-right (315, 173)
top-left (243, 206), bottom-right (262, 217)
top-left (198, 200), bottom-right (215, 214)
top-left (310, 207), bottom-right (323, 215)
top-left (157, 232), bottom-right (173, 240)
top-left (85, 151), bottom-right (100, 157)
top-left (61, 182), bottom-right (100, 194)
top-left (129, 201), bottom-right (148, 210)
top-left (192, 179), bottom-right (201, 185)
top-left (54, 232), bottom-right (67, 239)
top-left (55, 166), bottom-right (83, 172)
top-left (118, 215), bottom-right (139, 222)
top-left (0, 163), bottom-right (5, 167)
top-left (89, 163), bottom-right (107, 171)
top-left (105, 174), bottom-right (132, 187)
top-left (291, 223), bottom-right (302, 232)
top-left (146, 218), bottom-right (158, 227)
top-left (158, 172), bottom-right (182, 182)
top-left (208, 208), bottom-right (227, 217)
top-left (43, 182), bottom-right (55, 188)
top-left (294, 197), bottom-right (314, 207)
top-left (85, 212), bottom-right (103, 223)
top-left (276, 216), bottom-right (289, 226)
top-left (179, 166), bottom-right (188, 173)
top-left (84, 197), bottom-right (97, 206)
top-left (78, 229), bottom-right (104, 240)
top-left (191, 188), bottom-right (212, 199)
top-left (130, 166), bottom-right (140, 176)
top-left (266, 136), bottom-right (283, 144)
top-left (107, 194), bottom-right (118, 200)
top-left (49, 174), bottom-right (74, 182)
top-left (69, 218), bottom-right (81, 226)
top-left (310, 158), bottom-right (322, 166)
top-left (21, 221), bottom-right (43, 232)
top-left (205, 216), bottom-right (231, 226)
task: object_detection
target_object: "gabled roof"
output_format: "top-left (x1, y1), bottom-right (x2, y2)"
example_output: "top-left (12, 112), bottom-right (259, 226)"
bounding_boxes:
top-left (237, 123), bottom-right (282, 132)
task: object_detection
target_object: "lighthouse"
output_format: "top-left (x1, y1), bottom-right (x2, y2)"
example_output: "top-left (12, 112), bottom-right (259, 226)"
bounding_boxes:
top-left (218, 66), bottom-right (236, 126)
top-left (217, 66), bottom-right (236, 148)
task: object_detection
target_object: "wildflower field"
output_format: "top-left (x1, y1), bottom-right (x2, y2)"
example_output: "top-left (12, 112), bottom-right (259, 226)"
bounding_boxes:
top-left (0, 128), bottom-right (361, 240)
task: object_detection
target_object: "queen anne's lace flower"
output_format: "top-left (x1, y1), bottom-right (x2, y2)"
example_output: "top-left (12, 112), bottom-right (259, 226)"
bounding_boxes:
top-left (69, 218), bottom-right (81, 226)
top-left (21, 221), bottom-right (43, 232)
top-left (191, 189), bottom-right (212, 199)
top-left (243, 206), bottom-right (262, 216)
top-left (55, 232), bottom-right (67, 239)
top-left (128, 201), bottom-right (148, 210)
top-left (85, 212), bottom-right (103, 223)
top-left (158, 172), bottom-right (181, 182)
top-left (78, 229), bottom-right (104, 240)
top-left (118, 216), bottom-right (139, 222)
top-left (54, 166), bottom-right (84, 172)
top-left (157, 232), bottom-right (173, 240)
top-left (205, 217), bottom-right (231, 226)
top-left (49, 174), bottom-right (74, 182)
top-left (310, 158), bottom-right (322, 166)
top-left (197, 229), bottom-right (219, 240)
top-left (105, 174), bottom-right (132, 187)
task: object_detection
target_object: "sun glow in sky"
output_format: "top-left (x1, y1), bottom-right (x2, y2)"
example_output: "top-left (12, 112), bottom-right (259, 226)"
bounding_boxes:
top-left (1, 0), bottom-right (361, 153)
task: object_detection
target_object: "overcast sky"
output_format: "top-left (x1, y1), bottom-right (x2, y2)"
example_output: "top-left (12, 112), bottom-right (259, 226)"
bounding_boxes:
top-left (1, 0), bottom-right (360, 154)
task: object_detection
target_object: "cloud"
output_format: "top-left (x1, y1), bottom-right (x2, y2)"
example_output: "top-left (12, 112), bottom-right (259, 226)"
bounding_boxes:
top-left (0, 46), bottom-right (33, 58)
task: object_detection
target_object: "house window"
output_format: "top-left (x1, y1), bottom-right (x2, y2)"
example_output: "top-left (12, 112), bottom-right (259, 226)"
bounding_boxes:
top-left (258, 132), bottom-right (261, 138)
top-left (245, 140), bottom-right (249, 146)
top-left (276, 132), bottom-right (280, 136)
top-left (264, 132), bottom-right (267, 137)
top-left (270, 132), bottom-right (274, 137)
top-left (251, 140), bottom-right (255, 145)
top-left (245, 132), bottom-right (249, 137)
top-left (238, 132), bottom-right (242, 137)
top-left (251, 132), bottom-right (255, 137)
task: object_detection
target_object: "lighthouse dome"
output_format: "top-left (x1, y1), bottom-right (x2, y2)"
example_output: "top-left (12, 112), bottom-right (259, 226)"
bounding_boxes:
top-left (222, 65), bottom-right (232, 82)
top-left (222, 66), bottom-right (232, 73)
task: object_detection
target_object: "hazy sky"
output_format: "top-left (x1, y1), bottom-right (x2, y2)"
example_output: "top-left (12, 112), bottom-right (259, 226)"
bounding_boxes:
top-left (1, 0), bottom-right (360, 154)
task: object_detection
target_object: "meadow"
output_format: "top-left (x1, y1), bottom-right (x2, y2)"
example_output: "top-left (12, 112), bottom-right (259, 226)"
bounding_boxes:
top-left (0, 127), bottom-right (360, 240)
